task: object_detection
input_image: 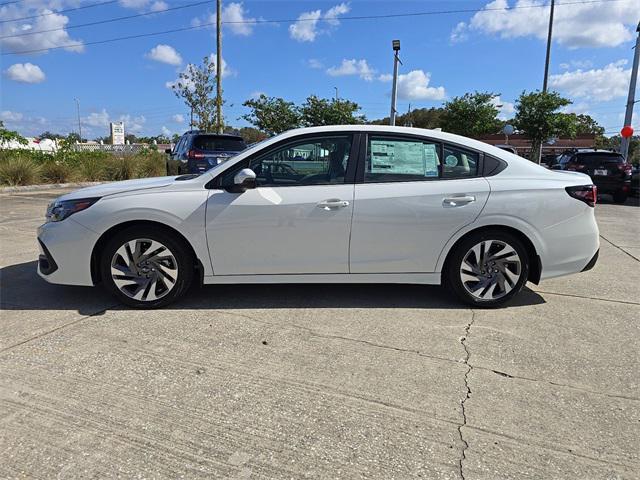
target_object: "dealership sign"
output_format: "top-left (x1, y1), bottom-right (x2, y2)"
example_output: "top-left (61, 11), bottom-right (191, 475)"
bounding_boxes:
top-left (110, 122), bottom-right (125, 145)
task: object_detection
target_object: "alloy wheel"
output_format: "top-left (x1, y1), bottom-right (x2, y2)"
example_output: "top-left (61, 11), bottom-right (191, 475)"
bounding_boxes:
top-left (459, 239), bottom-right (522, 301)
top-left (110, 238), bottom-right (178, 302)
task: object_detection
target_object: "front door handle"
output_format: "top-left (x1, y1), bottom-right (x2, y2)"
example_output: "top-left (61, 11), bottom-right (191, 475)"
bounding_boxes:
top-left (443, 195), bottom-right (476, 207)
top-left (317, 199), bottom-right (350, 210)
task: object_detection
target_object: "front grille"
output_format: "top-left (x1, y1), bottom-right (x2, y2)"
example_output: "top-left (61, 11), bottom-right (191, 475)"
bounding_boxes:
top-left (38, 239), bottom-right (58, 275)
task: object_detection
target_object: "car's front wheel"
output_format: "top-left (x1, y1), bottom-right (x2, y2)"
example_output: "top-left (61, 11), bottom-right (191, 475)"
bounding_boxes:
top-left (445, 231), bottom-right (529, 307)
top-left (100, 226), bottom-right (194, 308)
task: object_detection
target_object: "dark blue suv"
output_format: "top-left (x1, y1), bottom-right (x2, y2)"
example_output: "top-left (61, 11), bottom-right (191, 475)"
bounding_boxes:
top-left (167, 131), bottom-right (247, 174)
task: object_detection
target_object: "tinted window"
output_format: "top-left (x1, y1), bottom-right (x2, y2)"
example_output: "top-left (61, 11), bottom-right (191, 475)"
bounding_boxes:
top-left (575, 153), bottom-right (624, 166)
top-left (442, 145), bottom-right (479, 178)
top-left (243, 136), bottom-right (351, 187)
top-left (365, 137), bottom-right (440, 183)
top-left (194, 135), bottom-right (246, 152)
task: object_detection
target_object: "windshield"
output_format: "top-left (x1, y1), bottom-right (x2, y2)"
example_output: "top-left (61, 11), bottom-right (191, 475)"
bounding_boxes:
top-left (194, 136), bottom-right (246, 152)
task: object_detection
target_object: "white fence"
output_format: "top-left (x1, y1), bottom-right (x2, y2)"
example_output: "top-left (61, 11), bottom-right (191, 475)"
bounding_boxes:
top-left (73, 143), bottom-right (172, 155)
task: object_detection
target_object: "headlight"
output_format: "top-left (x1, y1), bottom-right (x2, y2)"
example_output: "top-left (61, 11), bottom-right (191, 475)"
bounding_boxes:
top-left (46, 197), bottom-right (100, 223)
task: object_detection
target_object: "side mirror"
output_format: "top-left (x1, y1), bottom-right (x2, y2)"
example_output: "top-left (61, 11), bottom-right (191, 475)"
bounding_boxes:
top-left (229, 168), bottom-right (257, 193)
top-left (164, 148), bottom-right (172, 154)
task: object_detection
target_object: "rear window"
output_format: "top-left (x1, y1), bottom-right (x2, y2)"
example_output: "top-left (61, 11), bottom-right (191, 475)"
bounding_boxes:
top-left (576, 153), bottom-right (624, 166)
top-left (193, 136), bottom-right (246, 152)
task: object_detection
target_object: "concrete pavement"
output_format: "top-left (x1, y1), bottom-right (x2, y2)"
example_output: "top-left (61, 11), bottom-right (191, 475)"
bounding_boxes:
top-left (0, 188), bottom-right (638, 479)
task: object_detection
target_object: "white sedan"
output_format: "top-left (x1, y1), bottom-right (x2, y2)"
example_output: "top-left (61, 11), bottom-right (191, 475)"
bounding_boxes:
top-left (37, 126), bottom-right (600, 308)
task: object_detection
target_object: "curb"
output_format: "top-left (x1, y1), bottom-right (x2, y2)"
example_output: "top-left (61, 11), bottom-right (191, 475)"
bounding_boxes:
top-left (0, 182), bottom-right (104, 194)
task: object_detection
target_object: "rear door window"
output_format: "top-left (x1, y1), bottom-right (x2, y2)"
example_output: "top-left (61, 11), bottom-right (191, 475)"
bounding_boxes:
top-left (194, 136), bottom-right (246, 152)
top-left (442, 145), bottom-right (479, 178)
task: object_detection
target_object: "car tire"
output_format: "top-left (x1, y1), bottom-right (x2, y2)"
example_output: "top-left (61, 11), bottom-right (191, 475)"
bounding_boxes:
top-left (445, 230), bottom-right (529, 308)
top-left (100, 226), bottom-right (194, 308)
top-left (612, 191), bottom-right (628, 203)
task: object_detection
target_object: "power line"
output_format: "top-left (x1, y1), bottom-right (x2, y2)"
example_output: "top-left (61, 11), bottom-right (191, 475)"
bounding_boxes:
top-left (1, 0), bottom-right (631, 56)
top-left (0, 0), bottom-right (25, 7)
top-left (0, 0), bottom-right (210, 39)
top-left (0, 0), bottom-right (118, 24)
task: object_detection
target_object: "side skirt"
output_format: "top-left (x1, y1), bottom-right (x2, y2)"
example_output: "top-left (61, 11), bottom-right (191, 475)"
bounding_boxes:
top-left (203, 272), bottom-right (441, 285)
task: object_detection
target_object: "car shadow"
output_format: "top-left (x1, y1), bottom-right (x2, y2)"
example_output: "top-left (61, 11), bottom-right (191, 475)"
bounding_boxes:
top-left (0, 260), bottom-right (546, 314)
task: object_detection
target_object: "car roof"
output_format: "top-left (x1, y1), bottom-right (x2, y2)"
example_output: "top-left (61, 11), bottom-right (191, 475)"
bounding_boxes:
top-left (185, 131), bottom-right (244, 140)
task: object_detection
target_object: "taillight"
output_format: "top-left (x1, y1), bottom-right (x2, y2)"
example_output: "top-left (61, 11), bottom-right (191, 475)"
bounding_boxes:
top-left (187, 149), bottom-right (205, 159)
top-left (618, 163), bottom-right (633, 175)
top-left (565, 185), bottom-right (597, 207)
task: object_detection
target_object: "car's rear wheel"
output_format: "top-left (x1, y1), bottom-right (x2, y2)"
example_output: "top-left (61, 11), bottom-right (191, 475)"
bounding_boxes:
top-left (100, 226), bottom-right (193, 308)
top-left (612, 191), bottom-right (628, 203)
top-left (445, 231), bottom-right (529, 307)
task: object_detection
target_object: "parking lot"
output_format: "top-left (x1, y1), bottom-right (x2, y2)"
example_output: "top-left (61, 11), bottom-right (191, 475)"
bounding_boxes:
top-left (0, 188), bottom-right (638, 479)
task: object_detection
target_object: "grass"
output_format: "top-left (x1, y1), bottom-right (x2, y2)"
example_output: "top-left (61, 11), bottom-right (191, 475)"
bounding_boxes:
top-left (0, 149), bottom-right (168, 186)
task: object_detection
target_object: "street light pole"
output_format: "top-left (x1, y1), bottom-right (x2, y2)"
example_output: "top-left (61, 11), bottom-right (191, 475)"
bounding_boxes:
top-left (621, 21), bottom-right (640, 161)
top-left (390, 40), bottom-right (401, 126)
top-left (334, 86), bottom-right (339, 101)
top-left (74, 98), bottom-right (82, 141)
top-left (216, 0), bottom-right (223, 134)
top-left (542, 0), bottom-right (555, 93)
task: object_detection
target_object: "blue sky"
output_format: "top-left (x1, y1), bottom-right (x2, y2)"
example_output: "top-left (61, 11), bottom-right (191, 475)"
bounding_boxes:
top-left (1, 0), bottom-right (639, 139)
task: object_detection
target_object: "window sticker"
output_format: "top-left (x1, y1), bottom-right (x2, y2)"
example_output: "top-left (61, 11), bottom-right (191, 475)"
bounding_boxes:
top-left (371, 140), bottom-right (439, 177)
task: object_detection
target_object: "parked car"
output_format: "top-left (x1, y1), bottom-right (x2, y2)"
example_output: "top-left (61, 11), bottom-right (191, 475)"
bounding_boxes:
top-left (553, 149), bottom-right (632, 203)
top-left (495, 144), bottom-right (518, 155)
top-left (166, 131), bottom-right (247, 174)
top-left (631, 166), bottom-right (639, 197)
top-left (38, 126), bottom-right (600, 309)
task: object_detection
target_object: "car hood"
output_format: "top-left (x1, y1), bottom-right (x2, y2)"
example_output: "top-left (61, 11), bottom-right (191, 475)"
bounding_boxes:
top-left (58, 176), bottom-right (179, 201)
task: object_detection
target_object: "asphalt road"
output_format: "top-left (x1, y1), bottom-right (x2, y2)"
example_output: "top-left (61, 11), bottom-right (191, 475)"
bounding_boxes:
top-left (0, 187), bottom-right (638, 479)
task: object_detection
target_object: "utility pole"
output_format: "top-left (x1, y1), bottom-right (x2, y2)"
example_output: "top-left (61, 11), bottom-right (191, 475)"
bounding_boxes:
top-left (621, 21), bottom-right (640, 161)
top-left (334, 86), bottom-right (339, 101)
top-left (390, 39), bottom-right (401, 126)
top-left (215, 0), bottom-right (223, 134)
top-left (74, 98), bottom-right (82, 141)
top-left (537, 0), bottom-right (555, 164)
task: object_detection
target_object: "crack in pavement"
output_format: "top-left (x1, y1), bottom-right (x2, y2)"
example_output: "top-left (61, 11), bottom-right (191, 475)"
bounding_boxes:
top-left (457, 309), bottom-right (475, 480)
top-left (599, 234), bottom-right (640, 262)
top-left (0, 304), bottom-right (119, 353)
top-left (533, 290), bottom-right (640, 306)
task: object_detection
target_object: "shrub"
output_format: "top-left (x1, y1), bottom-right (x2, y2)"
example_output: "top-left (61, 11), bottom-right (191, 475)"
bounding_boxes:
top-left (137, 152), bottom-right (167, 178)
top-left (104, 156), bottom-right (137, 181)
top-left (78, 156), bottom-right (105, 181)
top-left (0, 156), bottom-right (40, 185)
top-left (41, 161), bottom-right (73, 184)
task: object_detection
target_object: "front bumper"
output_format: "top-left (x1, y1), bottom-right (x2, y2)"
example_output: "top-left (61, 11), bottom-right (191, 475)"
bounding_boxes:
top-left (37, 218), bottom-right (99, 286)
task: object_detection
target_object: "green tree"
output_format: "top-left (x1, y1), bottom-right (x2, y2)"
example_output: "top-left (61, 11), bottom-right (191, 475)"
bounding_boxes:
top-left (299, 95), bottom-right (365, 126)
top-left (441, 92), bottom-right (503, 137)
top-left (39, 131), bottom-right (65, 140)
top-left (369, 107), bottom-right (444, 129)
top-left (514, 91), bottom-right (573, 162)
top-left (0, 121), bottom-right (28, 148)
top-left (171, 56), bottom-right (222, 132)
top-left (242, 95), bottom-right (301, 135)
top-left (238, 127), bottom-right (268, 144)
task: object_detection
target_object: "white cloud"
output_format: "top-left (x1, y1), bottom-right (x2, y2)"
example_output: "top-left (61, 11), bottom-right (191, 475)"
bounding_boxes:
top-left (307, 58), bottom-right (324, 69)
top-left (450, 22), bottom-right (468, 44)
top-left (118, 114), bottom-right (146, 133)
top-left (0, 111), bottom-right (24, 122)
top-left (4, 63), bottom-right (45, 83)
top-left (161, 126), bottom-right (171, 136)
top-left (150, 1), bottom-right (168, 12)
top-left (165, 55), bottom-right (233, 90)
top-left (468, 0), bottom-right (640, 48)
top-left (191, 2), bottom-right (260, 36)
top-left (119, 0), bottom-right (150, 8)
top-left (84, 109), bottom-right (110, 128)
top-left (490, 95), bottom-right (515, 120)
top-left (327, 59), bottom-right (375, 81)
top-left (549, 60), bottom-right (630, 101)
top-left (249, 90), bottom-right (266, 99)
top-left (223, 2), bottom-right (257, 36)
top-left (172, 114), bottom-right (185, 123)
top-left (559, 59), bottom-right (593, 70)
top-left (379, 70), bottom-right (446, 101)
top-left (0, 9), bottom-right (84, 54)
top-left (289, 3), bottom-right (350, 42)
top-left (146, 44), bottom-right (182, 66)
top-left (289, 9), bottom-right (322, 42)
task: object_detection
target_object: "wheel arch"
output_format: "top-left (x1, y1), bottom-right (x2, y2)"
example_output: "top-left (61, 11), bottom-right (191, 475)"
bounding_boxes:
top-left (440, 224), bottom-right (542, 285)
top-left (90, 220), bottom-right (204, 286)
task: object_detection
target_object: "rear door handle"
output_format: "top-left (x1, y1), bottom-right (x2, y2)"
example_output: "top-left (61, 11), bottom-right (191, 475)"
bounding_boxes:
top-left (443, 195), bottom-right (476, 207)
top-left (317, 199), bottom-right (350, 210)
